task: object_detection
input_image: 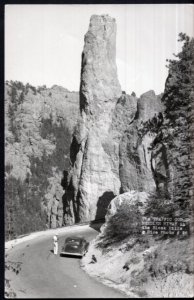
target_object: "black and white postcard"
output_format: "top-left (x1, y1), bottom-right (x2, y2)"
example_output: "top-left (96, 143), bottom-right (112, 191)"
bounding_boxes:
top-left (4, 3), bottom-right (194, 298)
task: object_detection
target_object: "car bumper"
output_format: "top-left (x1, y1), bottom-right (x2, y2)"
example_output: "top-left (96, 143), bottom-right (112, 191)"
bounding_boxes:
top-left (60, 251), bottom-right (83, 257)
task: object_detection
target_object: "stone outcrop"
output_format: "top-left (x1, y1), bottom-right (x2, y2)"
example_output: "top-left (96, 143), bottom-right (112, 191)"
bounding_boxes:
top-left (64, 15), bottom-right (163, 225)
top-left (117, 91), bottom-right (163, 193)
top-left (64, 15), bottom-right (122, 224)
top-left (105, 190), bottom-right (149, 219)
top-left (5, 81), bottom-right (79, 235)
top-left (99, 190), bottom-right (149, 235)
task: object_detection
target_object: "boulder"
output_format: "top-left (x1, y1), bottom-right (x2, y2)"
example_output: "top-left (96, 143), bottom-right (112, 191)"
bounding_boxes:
top-left (106, 190), bottom-right (149, 221)
top-left (100, 190), bottom-right (149, 235)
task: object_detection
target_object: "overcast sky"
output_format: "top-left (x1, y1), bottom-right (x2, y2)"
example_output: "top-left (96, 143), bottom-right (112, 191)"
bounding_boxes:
top-left (5, 4), bottom-right (194, 97)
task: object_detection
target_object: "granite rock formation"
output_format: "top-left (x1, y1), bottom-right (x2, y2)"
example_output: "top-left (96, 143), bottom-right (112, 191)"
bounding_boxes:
top-left (117, 90), bottom-right (163, 193)
top-left (5, 81), bottom-right (79, 237)
top-left (64, 15), bottom-right (122, 224)
top-left (99, 190), bottom-right (149, 236)
top-left (64, 15), bottom-right (163, 224)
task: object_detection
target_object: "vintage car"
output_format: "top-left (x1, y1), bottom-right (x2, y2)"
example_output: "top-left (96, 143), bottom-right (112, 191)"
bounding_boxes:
top-left (60, 236), bottom-right (89, 257)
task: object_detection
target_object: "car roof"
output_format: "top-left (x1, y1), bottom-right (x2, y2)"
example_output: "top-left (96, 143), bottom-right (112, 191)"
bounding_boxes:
top-left (65, 236), bottom-right (84, 242)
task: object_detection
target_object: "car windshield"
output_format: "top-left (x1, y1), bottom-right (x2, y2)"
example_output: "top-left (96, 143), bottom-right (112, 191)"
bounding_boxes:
top-left (69, 240), bottom-right (80, 244)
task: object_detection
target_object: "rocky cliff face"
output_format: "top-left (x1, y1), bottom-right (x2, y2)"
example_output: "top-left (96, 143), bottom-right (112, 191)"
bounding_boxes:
top-left (5, 81), bottom-right (79, 238)
top-left (117, 91), bottom-right (163, 194)
top-left (64, 15), bottom-right (163, 225)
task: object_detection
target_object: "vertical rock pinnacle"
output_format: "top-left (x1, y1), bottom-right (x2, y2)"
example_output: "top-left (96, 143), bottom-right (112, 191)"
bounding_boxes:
top-left (80, 14), bottom-right (121, 117)
top-left (64, 15), bottom-right (122, 224)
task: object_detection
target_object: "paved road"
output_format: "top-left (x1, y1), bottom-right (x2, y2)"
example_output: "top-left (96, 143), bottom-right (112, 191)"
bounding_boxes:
top-left (5, 226), bottom-right (127, 298)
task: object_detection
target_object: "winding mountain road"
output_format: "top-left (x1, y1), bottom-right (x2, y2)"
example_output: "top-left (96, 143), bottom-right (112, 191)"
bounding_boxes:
top-left (5, 225), bottom-right (127, 298)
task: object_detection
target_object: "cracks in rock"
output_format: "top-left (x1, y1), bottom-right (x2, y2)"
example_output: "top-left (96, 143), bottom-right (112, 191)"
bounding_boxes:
top-left (75, 135), bottom-right (89, 221)
top-left (143, 145), bottom-right (147, 166)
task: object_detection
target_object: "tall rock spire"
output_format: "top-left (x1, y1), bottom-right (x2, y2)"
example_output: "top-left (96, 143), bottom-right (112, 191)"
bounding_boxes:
top-left (63, 15), bottom-right (122, 224)
top-left (80, 14), bottom-right (121, 116)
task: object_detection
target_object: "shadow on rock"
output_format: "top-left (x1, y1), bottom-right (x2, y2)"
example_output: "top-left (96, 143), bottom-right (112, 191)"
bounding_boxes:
top-left (95, 191), bottom-right (115, 220)
top-left (90, 191), bottom-right (115, 232)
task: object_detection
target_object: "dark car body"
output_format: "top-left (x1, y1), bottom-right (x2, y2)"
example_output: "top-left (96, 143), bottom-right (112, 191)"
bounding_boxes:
top-left (60, 236), bottom-right (89, 257)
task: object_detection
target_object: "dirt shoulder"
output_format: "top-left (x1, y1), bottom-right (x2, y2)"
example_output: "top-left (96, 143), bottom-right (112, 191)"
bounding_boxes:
top-left (81, 234), bottom-right (194, 297)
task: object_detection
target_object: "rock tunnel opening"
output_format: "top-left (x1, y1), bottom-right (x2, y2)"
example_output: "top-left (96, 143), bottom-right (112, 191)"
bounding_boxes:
top-left (95, 191), bottom-right (116, 221)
